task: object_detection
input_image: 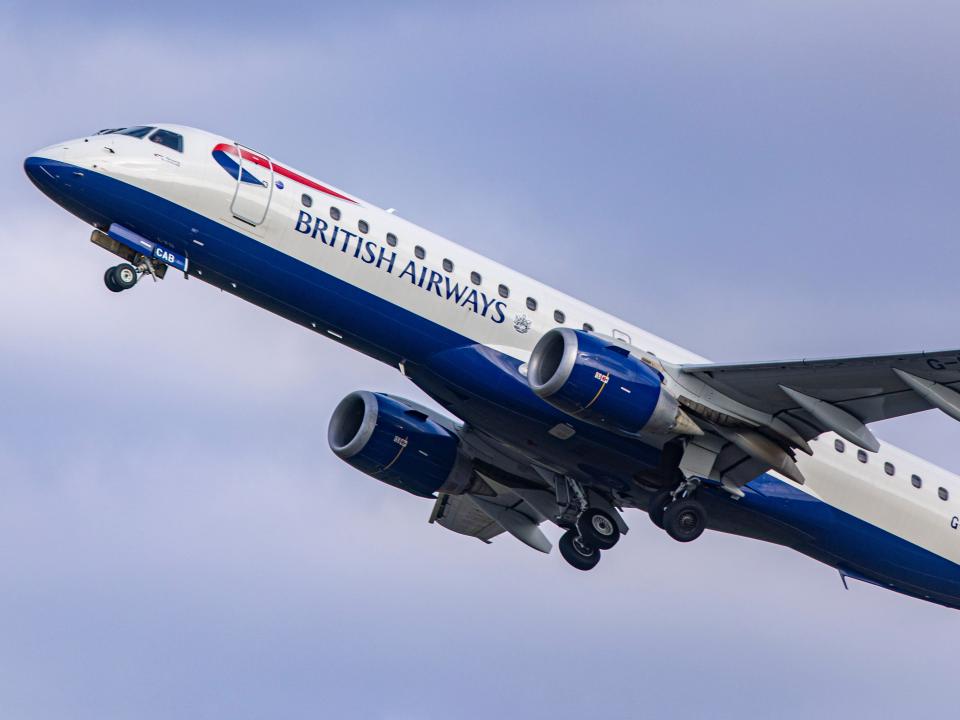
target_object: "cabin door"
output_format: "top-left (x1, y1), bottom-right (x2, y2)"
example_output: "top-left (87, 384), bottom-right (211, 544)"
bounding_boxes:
top-left (230, 143), bottom-right (274, 226)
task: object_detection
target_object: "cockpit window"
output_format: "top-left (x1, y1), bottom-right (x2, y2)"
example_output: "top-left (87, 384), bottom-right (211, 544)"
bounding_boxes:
top-left (113, 126), bottom-right (155, 138)
top-left (149, 128), bottom-right (184, 153)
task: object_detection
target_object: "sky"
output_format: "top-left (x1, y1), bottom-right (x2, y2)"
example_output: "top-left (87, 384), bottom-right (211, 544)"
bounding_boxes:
top-left (1, 0), bottom-right (960, 717)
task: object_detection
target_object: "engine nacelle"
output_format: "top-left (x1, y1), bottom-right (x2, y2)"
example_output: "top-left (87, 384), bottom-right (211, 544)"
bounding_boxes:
top-left (527, 328), bottom-right (698, 437)
top-left (327, 391), bottom-right (471, 498)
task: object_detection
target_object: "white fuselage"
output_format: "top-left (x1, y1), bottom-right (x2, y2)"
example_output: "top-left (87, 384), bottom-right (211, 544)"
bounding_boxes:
top-left (28, 125), bottom-right (960, 574)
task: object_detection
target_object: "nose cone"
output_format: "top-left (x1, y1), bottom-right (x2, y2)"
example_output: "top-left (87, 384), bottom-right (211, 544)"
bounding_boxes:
top-left (24, 155), bottom-right (57, 188)
top-left (23, 142), bottom-right (106, 226)
top-left (24, 143), bottom-right (69, 192)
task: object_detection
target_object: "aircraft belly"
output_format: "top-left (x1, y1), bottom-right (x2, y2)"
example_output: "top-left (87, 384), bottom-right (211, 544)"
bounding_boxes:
top-left (408, 342), bottom-right (663, 489)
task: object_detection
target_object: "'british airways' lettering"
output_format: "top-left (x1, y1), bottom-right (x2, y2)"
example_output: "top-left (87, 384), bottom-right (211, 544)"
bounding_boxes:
top-left (295, 210), bottom-right (506, 324)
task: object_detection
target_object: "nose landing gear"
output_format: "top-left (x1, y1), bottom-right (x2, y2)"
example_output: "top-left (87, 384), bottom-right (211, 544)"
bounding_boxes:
top-left (104, 263), bottom-right (139, 292)
top-left (91, 228), bottom-right (177, 293)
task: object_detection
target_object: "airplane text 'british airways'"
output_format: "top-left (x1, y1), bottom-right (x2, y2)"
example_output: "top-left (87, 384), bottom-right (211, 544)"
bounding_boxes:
top-left (295, 210), bottom-right (507, 325)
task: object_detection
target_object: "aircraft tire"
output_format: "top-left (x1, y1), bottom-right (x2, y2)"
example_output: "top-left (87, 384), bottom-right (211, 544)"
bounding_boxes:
top-left (663, 499), bottom-right (706, 543)
top-left (647, 488), bottom-right (674, 529)
top-left (113, 263), bottom-right (138, 290)
top-left (104, 266), bottom-right (123, 293)
top-left (559, 529), bottom-right (601, 571)
top-left (576, 508), bottom-right (620, 550)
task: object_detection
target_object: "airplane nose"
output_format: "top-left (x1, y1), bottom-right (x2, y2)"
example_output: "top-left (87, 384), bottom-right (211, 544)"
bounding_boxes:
top-left (24, 155), bottom-right (51, 187)
top-left (24, 155), bottom-right (66, 193)
top-left (25, 142), bottom-right (112, 228)
top-left (24, 143), bottom-right (70, 188)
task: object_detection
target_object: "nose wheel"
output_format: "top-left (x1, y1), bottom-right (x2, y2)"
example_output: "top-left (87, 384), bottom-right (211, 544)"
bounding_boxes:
top-left (104, 263), bottom-right (139, 292)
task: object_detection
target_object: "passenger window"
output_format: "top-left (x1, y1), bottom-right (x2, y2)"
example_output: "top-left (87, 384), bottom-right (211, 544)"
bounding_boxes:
top-left (526, 297), bottom-right (538, 311)
top-left (149, 129), bottom-right (183, 152)
top-left (358, 219), bottom-right (369, 234)
top-left (443, 258), bottom-right (454, 272)
top-left (386, 232), bottom-right (397, 247)
top-left (301, 194), bottom-right (312, 208)
top-left (470, 271), bottom-right (481, 285)
top-left (554, 310), bottom-right (566, 324)
top-left (583, 323), bottom-right (594, 332)
top-left (834, 439), bottom-right (845, 453)
top-left (939, 487), bottom-right (949, 501)
top-left (330, 207), bottom-right (341, 221)
top-left (498, 284), bottom-right (509, 299)
top-left (415, 246), bottom-right (426, 260)
top-left (911, 474), bottom-right (922, 489)
top-left (884, 462), bottom-right (895, 476)
top-left (612, 329), bottom-right (632, 344)
top-left (857, 450), bottom-right (868, 463)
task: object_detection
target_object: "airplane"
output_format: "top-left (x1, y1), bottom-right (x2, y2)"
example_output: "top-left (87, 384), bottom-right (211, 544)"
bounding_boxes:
top-left (24, 124), bottom-right (960, 610)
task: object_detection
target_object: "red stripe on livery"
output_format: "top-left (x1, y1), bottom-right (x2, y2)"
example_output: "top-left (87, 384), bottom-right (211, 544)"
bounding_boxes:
top-left (213, 143), bottom-right (357, 205)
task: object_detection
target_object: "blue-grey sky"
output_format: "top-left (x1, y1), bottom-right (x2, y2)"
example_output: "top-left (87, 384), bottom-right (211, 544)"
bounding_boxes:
top-left (2, 1), bottom-right (959, 717)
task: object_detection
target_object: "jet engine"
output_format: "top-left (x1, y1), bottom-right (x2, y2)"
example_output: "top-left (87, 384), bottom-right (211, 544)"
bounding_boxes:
top-left (327, 391), bottom-right (471, 498)
top-left (527, 328), bottom-right (699, 437)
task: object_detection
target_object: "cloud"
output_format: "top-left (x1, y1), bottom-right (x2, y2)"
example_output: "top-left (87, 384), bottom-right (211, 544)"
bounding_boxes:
top-left (3, 1), bottom-right (960, 718)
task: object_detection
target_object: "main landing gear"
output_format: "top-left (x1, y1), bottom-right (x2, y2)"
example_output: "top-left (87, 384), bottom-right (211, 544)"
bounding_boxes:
top-left (559, 529), bottom-right (602, 571)
top-left (553, 475), bottom-right (623, 571)
top-left (648, 479), bottom-right (708, 543)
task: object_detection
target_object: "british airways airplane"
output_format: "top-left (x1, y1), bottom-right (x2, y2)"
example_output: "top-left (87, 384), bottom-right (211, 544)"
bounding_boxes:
top-left (25, 125), bottom-right (960, 609)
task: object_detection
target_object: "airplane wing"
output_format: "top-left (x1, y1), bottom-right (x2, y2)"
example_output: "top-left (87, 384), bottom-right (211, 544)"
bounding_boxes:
top-left (677, 349), bottom-right (960, 456)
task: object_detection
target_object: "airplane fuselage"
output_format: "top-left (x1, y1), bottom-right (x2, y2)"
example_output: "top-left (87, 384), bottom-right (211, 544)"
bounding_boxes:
top-left (25, 125), bottom-right (960, 609)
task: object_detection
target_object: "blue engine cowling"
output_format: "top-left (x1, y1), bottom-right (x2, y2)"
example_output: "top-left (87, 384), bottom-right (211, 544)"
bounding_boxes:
top-left (527, 328), bottom-right (688, 436)
top-left (327, 391), bottom-right (471, 498)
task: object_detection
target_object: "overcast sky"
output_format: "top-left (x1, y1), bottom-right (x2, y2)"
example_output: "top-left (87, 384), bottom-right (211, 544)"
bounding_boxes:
top-left (2, 1), bottom-right (959, 718)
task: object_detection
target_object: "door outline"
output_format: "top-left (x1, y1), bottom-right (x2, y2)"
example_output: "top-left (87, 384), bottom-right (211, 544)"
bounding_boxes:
top-left (230, 143), bottom-right (274, 226)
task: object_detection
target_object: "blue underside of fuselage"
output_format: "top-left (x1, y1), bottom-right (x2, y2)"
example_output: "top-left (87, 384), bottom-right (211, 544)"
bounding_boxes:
top-left (24, 157), bottom-right (960, 609)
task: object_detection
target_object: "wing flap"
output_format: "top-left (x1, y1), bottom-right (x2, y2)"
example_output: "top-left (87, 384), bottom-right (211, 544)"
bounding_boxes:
top-left (429, 486), bottom-right (552, 552)
top-left (430, 493), bottom-right (505, 543)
